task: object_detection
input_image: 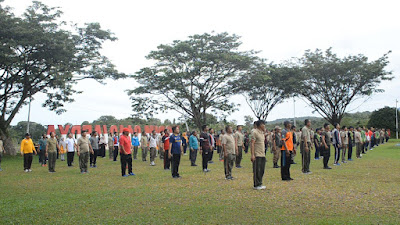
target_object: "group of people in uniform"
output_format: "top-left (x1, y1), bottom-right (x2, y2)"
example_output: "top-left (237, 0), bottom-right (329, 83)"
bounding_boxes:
top-left (6, 119), bottom-right (391, 190)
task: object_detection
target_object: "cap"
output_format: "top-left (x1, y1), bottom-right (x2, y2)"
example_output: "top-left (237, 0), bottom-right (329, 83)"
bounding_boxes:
top-left (274, 126), bottom-right (281, 130)
top-left (122, 128), bottom-right (130, 133)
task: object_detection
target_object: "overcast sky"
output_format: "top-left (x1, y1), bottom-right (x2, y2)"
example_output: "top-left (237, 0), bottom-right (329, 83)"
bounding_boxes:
top-left (4, 0), bottom-right (400, 126)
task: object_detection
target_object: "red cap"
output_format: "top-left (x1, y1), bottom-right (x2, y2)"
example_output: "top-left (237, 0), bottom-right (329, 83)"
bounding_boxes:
top-left (122, 128), bottom-right (130, 133)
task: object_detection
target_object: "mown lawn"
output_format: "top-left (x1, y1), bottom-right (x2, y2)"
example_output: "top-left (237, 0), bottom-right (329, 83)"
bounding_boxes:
top-left (1, 141), bottom-right (400, 224)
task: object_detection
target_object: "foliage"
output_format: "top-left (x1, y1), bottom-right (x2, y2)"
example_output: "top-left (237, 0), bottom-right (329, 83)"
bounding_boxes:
top-left (368, 107), bottom-right (398, 137)
top-left (8, 121), bottom-right (46, 143)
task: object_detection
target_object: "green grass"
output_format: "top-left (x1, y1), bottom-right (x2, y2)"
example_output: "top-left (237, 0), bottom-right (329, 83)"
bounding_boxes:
top-left (1, 141), bottom-right (400, 224)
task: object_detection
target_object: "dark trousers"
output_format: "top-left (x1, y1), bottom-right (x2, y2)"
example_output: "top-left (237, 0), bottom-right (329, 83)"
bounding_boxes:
top-left (120, 154), bottom-right (132, 176)
top-left (334, 144), bottom-right (341, 163)
top-left (363, 141), bottom-right (368, 153)
top-left (48, 152), bottom-right (56, 172)
top-left (67, 152), bottom-right (74, 166)
top-left (39, 150), bottom-right (46, 165)
top-left (183, 145), bottom-right (187, 154)
top-left (202, 151), bottom-right (210, 170)
top-left (100, 145), bottom-right (106, 157)
top-left (314, 145), bottom-right (320, 159)
top-left (281, 151), bottom-right (291, 180)
top-left (113, 146), bottom-right (119, 161)
top-left (301, 142), bottom-right (311, 173)
top-left (235, 146), bottom-right (243, 167)
top-left (90, 149), bottom-right (98, 165)
top-left (209, 149), bottom-right (214, 162)
top-left (253, 157), bottom-right (266, 187)
top-left (190, 148), bottom-right (198, 165)
top-left (244, 144), bottom-right (249, 153)
top-left (322, 145), bottom-right (331, 168)
top-left (133, 146), bottom-right (138, 159)
top-left (348, 143), bottom-right (353, 160)
top-left (164, 150), bottom-right (171, 169)
top-left (171, 154), bottom-right (181, 177)
top-left (23, 153), bottom-right (33, 170)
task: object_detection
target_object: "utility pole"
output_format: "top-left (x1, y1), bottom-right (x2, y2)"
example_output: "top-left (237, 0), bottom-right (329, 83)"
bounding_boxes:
top-left (396, 99), bottom-right (398, 139)
top-left (26, 95), bottom-right (32, 134)
top-left (293, 97), bottom-right (296, 127)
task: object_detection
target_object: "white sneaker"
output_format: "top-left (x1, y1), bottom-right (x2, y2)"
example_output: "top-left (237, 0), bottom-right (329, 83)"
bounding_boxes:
top-left (28, 169), bottom-right (32, 172)
top-left (203, 169), bottom-right (208, 172)
top-left (260, 186), bottom-right (266, 190)
top-left (24, 169), bottom-right (29, 172)
top-left (254, 186), bottom-right (263, 190)
top-left (150, 161), bottom-right (155, 166)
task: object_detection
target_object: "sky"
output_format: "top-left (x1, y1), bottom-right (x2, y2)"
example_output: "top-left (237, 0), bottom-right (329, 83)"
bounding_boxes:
top-left (4, 0), bottom-right (400, 126)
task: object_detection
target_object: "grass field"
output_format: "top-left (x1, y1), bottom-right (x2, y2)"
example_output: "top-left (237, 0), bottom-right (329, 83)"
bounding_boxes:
top-left (1, 141), bottom-right (400, 224)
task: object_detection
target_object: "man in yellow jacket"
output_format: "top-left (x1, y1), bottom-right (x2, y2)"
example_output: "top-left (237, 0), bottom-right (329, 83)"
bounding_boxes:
top-left (20, 133), bottom-right (37, 172)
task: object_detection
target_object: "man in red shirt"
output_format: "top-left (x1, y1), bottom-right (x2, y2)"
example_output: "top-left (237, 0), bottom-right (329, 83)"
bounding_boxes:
top-left (162, 129), bottom-right (171, 170)
top-left (120, 128), bottom-right (135, 177)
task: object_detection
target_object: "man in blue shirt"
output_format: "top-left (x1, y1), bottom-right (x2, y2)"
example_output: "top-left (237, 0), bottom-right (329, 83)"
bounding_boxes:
top-left (131, 132), bottom-right (140, 160)
top-left (38, 134), bottom-right (47, 166)
top-left (168, 126), bottom-right (183, 178)
top-left (189, 130), bottom-right (199, 166)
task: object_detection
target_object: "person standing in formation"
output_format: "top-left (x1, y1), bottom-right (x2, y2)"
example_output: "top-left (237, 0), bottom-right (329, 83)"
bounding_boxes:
top-left (108, 133), bottom-right (113, 160)
top-left (281, 121), bottom-right (294, 181)
top-left (162, 129), bottom-right (171, 170)
top-left (46, 132), bottom-right (59, 173)
top-left (99, 134), bottom-right (107, 158)
top-left (131, 132), bottom-right (140, 160)
top-left (113, 132), bottom-right (119, 161)
top-left (189, 130), bottom-right (199, 166)
top-left (314, 128), bottom-right (322, 160)
top-left (77, 130), bottom-right (94, 174)
top-left (66, 133), bottom-right (77, 167)
top-left (340, 126), bottom-right (348, 164)
top-left (200, 125), bottom-right (212, 173)
top-left (251, 120), bottom-right (266, 190)
top-left (182, 132), bottom-right (188, 156)
top-left (208, 128), bottom-right (216, 164)
top-left (292, 126), bottom-right (300, 164)
top-left (38, 134), bottom-right (47, 167)
top-left (140, 131), bottom-right (149, 162)
top-left (158, 131), bottom-right (164, 160)
top-left (272, 126), bottom-right (282, 169)
top-left (149, 130), bottom-right (157, 166)
top-left (20, 133), bottom-right (37, 172)
top-left (380, 129), bottom-right (385, 144)
top-left (59, 137), bottom-right (66, 161)
top-left (168, 126), bottom-right (183, 178)
top-left (301, 119), bottom-right (312, 174)
top-left (223, 125), bottom-right (237, 180)
top-left (218, 129), bottom-right (226, 161)
top-left (332, 123), bottom-right (342, 166)
top-left (120, 128), bottom-right (135, 177)
top-left (244, 131), bottom-right (249, 154)
top-left (348, 126), bottom-right (354, 161)
top-left (234, 125), bottom-right (244, 169)
top-left (0, 137), bottom-right (5, 171)
top-left (89, 131), bottom-right (99, 168)
top-left (360, 127), bottom-right (366, 155)
top-left (321, 123), bottom-right (332, 169)
top-left (355, 127), bottom-right (362, 159)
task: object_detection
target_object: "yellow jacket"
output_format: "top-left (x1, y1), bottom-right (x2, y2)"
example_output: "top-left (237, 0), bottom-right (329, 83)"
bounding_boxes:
top-left (20, 138), bottom-right (36, 154)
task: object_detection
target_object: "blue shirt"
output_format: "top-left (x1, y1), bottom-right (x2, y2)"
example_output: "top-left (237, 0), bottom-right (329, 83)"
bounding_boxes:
top-left (169, 134), bottom-right (182, 154)
top-left (189, 135), bottom-right (198, 150)
top-left (38, 138), bottom-right (47, 150)
top-left (131, 136), bottom-right (140, 147)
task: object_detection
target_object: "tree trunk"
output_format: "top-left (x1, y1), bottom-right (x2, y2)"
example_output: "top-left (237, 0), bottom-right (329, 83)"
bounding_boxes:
top-left (0, 122), bottom-right (17, 155)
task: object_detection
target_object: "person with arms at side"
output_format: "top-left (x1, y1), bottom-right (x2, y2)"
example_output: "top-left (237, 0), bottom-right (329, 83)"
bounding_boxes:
top-left (59, 137), bottom-right (66, 161)
top-left (292, 126), bottom-right (300, 164)
top-left (158, 131), bottom-right (164, 160)
top-left (223, 125), bottom-right (237, 180)
top-left (189, 130), bottom-right (199, 166)
top-left (120, 128), bottom-right (135, 177)
top-left (314, 128), bottom-right (322, 160)
top-left (199, 125), bottom-right (212, 173)
top-left (340, 126), bottom-right (348, 164)
top-left (182, 132), bottom-right (188, 156)
top-left (131, 132), bottom-right (140, 160)
top-left (355, 127), bottom-right (362, 159)
top-left (332, 123), bottom-right (342, 166)
top-left (251, 120), bottom-right (267, 190)
top-left (38, 134), bottom-right (47, 167)
top-left (140, 131), bottom-right (149, 162)
top-left (46, 132), bottom-right (59, 173)
top-left (99, 134), bottom-right (107, 158)
top-left (348, 126), bottom-right (354, 161)
top-left (113, 132), bottom-right (119, 161)
top-left (20, 133), bottom-right (37, 172)
top-left (321, 124), bottom-right (332, 169)
top-left (218, 129), bottom-right (226, 161)
top-left (244, 131), bottom-right (249, 154)
top-left (89, 131), bottom-right (99, 168)
top-left (66, 133), bottom-right (77, 167)
top-left (162, 129), bottom-right (171, 170)
top-left (149, 130), bottom-right (158, 166)
top-left (208, 128), bottom-right (216, 164)
top-left (108, 133), bottom-right (113, 160)
top-left (0, 137), bottom-right (5, 171)
top-left (168, 126), bottom-right (183, 178)
top-left (77, 130), bottom-right (94, 174)
top-left (301, 119), bottom-right (312, 174)
top-left (281, 121), bottom-right (294, 181)
top-left (272, 126), bottom-right (282, 168)
top-left (234, 125), bottom-right (245, 169)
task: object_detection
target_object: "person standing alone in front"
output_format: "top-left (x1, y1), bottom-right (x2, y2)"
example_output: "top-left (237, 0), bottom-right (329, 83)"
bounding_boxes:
top-left (168, 126), bottom-right (183, 178)
top-left (120, 128), bottom-right (135, 177)
top-left (20, 133), bottom-right (37, 172)
top-left (301, 119), bottom-right (312, 174)
top-left (251, 120), bottom-right (266, 190)
top-left (46, 132), bottom-right (59, 173)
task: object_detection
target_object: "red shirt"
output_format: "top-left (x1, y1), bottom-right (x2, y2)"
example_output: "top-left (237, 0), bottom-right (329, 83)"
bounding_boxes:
top-left (163, 134), bottom-right (170, 150)
top-left (119, 135), bottom-right (132, 154)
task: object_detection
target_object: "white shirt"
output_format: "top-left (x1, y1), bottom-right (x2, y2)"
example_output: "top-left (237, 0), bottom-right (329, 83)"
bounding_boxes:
top-left (66, 138), bottom-right (76, 152)
top-left (149, 135), bottom-right (157, 148)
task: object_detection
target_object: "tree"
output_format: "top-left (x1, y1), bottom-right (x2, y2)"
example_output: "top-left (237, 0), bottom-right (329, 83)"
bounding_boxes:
top-left (128, 32), bottom-right (256, 130)
top-left (0, 2), bottom-right (125, 153)
top-left (244, 115), bottom-right (254, 131)
top-left (293, 48), bottom-right (392, 125)
top-left (368, 107), bottom-right (398, 137)
top-left (233, 61), bottom-right (292, 121)
top-left (9, 121), bottom-right (46, 143)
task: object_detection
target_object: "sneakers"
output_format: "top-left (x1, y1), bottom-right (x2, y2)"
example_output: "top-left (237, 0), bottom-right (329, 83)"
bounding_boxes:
top-left (254, 186), bottom-right (266, 190)
top-left (342, 161), bottom-right (347, 164)
top-left (314, 158), bottom-right (320, 160)
top-left (203, 169), bottom-right (211, 172)
top-left (208, 161), bottom-right (214, 164)
top-left (348, 159), bottom-right (353, 161)
top-left (150, 161), bottom-right (155, 166)
top-left (122, 175), bottom-right (129, 177)
top-left (173, 176), bottom-right (182, 179)
top-left (93, 165), bottom-right (97, 168)
top-left (225, 176), bottom-right (234, 180)
top-left (333, 163), bottom-right (341, 166)
top-left (129, 172), bottom-right (135, 176)
top-left (324, 167), bottom-right (332, 169)
top-left (191, 164), bottom-right (197, 167)
top-left (28, 169), bottom-right (32, 172)
top-left (236, 166), bottom-right (243, 169)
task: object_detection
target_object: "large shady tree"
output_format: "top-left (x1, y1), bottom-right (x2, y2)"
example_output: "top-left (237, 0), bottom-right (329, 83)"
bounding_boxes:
top-left (294, 48), bottom-right (392, 125)
top-left (128, 32), bottom-right (257, 129)
top-left (0, 1), bottom-right (125, 153)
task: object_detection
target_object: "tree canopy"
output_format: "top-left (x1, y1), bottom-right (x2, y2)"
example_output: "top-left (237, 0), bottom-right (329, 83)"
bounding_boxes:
top-left (368, 107), bottom-right (398, 137)
top-left (293, 48), bottom-right (392, 125)
top-left (128, 32), bottom-right (257, 129)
